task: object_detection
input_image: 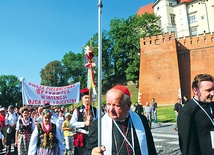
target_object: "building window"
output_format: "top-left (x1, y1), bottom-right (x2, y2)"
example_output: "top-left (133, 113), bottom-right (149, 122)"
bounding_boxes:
top-left (189, 15), bottom-right (196, 23)
top-left (190, 27), bottom-right (197, 36)
top-left (171, 15), bottom-right (176, 25)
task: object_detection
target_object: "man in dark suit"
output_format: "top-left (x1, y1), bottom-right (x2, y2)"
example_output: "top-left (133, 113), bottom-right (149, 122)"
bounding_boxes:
top-left (178, 74), bottom-right (214, 155)
top-left (135, 102), bottom-right (144, 115)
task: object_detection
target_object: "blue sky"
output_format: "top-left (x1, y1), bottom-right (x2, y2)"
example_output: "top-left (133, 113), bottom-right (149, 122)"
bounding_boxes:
top-left (0, 0), bottom-right (153, 84)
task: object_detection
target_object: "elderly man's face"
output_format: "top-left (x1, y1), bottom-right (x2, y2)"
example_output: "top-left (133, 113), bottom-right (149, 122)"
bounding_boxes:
top-left (194, 81), bottom-right (214, 103)
top-left (106, 89), bottom-right (130, 121)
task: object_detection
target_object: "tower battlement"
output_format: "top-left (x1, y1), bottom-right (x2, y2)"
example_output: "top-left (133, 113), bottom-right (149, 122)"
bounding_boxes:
top-left (139, 31), bottom-right (214, 106)
top-left (141, 32), bottom-right (214, 48)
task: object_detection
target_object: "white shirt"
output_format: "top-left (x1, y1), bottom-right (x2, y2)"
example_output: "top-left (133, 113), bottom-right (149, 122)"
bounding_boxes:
top-left (5, 112), bottom-right (18, 126)
top-left (70, 108), bottom-right (85, 128)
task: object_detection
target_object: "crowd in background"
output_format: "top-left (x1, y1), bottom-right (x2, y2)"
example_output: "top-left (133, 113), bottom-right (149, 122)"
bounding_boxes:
top-left (130, 98), bottom-right (158, 129)
top-left (0, 104), bottom-right (79, 155)
top-left (1, 73), bottom-right (212, 155)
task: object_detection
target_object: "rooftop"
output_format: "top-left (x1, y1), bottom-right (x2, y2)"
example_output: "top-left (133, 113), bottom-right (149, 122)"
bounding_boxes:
top-left (137, 3), bottom-right (154, 15)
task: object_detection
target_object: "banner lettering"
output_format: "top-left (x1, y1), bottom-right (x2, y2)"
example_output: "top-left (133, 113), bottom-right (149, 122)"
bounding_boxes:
top-left (21, 79), bottom-right (80, 106)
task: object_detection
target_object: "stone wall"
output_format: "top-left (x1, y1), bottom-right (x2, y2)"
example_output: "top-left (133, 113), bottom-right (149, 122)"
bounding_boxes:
top-left (139, 32), bottom-right (214, 105)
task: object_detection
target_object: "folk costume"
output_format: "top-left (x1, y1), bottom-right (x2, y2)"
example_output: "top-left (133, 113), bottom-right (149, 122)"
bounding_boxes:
top-left (178, 98), bottom-right (214, 155)
top-left (28, 109), bottom-right (65, 155)
top-left (16, 117), bottom-right (35, 155)
top-left (84, 110), bottom-right (157, 155)
top-left (70, 88), bottom-right (97, 155)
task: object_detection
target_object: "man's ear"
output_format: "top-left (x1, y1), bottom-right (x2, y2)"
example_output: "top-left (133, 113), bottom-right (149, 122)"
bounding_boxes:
top-left (193, 87), bottom-right (198, 96)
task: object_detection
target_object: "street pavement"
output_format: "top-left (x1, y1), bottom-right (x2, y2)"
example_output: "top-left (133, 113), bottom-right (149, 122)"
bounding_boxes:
top-left (151, 123), bottom-right (182, 155)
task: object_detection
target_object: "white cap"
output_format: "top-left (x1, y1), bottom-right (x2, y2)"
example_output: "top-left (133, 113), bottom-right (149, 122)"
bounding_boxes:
top-left (0, 107), bottom-right (5, 112)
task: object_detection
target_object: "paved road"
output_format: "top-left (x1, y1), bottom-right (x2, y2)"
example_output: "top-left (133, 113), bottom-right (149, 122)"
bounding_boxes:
top-left (151, 123), bottom-right (181, 155)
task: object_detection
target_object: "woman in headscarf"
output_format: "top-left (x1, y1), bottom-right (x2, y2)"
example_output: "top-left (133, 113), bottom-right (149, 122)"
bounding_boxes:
top-left (28, 109), bottom-right (65, 155)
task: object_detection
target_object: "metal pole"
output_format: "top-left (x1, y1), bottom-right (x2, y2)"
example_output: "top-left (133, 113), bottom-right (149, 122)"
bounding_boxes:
top-left (97, 0), bottom-right (103, 147)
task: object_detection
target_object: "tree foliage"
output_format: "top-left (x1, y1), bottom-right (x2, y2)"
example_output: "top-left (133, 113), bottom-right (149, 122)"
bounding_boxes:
top-left (39, 13), bottom-right (162, 91)
top-left (84, 32), bottom-right (115, 91)
top-left (62, 51), bottom-right (87, 88)
top-left (90, 31), bottom-right (114, 78)
top-left (40, 60), bottom-right (67, 86)
top-left (108, 13), bottom-right (162, 84)
top-left (0, 75), bottom-right (22, 108)
top-left (0, 13), bottom-right (163, 108)
top-left (134, 13), bottom-right (162, 37)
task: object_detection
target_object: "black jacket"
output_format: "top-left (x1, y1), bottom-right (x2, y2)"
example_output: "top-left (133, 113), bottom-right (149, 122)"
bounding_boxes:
top-left (178, 99), bottom-right (214, 155)
top-left (84, 113), bottom-right (157, 155)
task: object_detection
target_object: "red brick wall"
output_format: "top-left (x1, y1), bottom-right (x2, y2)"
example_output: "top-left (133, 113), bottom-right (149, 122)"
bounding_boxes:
top-left (177, 33), bottom-right (214, 100)
top-left (139, 32), bottom-right (214, 105)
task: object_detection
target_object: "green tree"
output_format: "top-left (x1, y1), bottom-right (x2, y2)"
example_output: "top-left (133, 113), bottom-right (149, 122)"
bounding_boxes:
top-left (61, 32), bottom-right (114, 91)
top-left (40, 60), bottom-right (67, 86)
top-left (62, 51), bottom-right (87, 88)
top-left (108, 13), bottom-right (162, 84)
top-left (109, 18), bottom-right (129, 84)
top-left (0, 75), bottom-right (22, 108)
top-left (90, 31), bottom-right (114, 78)
top-left (134, 13), bottom-right (162, 37)
top-left (85, 32), bottom-right (115, 91)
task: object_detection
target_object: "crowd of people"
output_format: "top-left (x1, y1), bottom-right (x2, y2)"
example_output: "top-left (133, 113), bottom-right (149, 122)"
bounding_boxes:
top-left (0, 87), bottom-right (97, 155)
top-left (0, 85), bottom-right (158, 155)
top-left (0, 104), bottom-right (74, 155)
top-left (0, 73), bottom-right (213, 155)
top-left (130, 98), bottom-right (159, 129)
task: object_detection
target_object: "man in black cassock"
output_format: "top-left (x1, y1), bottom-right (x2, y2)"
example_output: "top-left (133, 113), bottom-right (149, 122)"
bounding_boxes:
top-left (84, 85), bottom-right (157, 155)
top-left (178, 74), bottom-right (214, 155)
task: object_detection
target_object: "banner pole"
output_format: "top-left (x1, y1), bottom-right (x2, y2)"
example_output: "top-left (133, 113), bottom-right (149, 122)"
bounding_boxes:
top-left (97, 0), bottom-right (103, 147)
top-left (20, 77), bottom-right (25, 107)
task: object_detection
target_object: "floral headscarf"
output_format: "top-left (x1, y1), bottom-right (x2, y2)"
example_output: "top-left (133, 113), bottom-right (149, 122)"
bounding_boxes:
top-left (42, 109), bottom-right (52, 117)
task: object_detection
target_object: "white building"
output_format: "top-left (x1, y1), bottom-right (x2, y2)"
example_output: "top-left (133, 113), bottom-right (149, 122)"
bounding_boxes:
top-left (139, 0), bottom-right (214, 38)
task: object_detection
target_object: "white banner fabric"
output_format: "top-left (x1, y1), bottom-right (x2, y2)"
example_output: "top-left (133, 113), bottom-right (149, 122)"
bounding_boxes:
top-left (22, 79), bottom-right (80, 106)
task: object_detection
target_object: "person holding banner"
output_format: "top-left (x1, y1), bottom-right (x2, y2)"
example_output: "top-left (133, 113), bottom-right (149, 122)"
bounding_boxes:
top-left (28, 109), bottom-right (65, 155)
top-left (84, 85), bottom-right (157, 155)
top-left (71, 87), bottom-right (97, 155)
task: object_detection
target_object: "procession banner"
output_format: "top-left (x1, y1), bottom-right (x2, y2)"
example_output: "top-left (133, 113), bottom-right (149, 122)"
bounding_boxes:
top-left (21, 78), bottom-right (80, 106)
